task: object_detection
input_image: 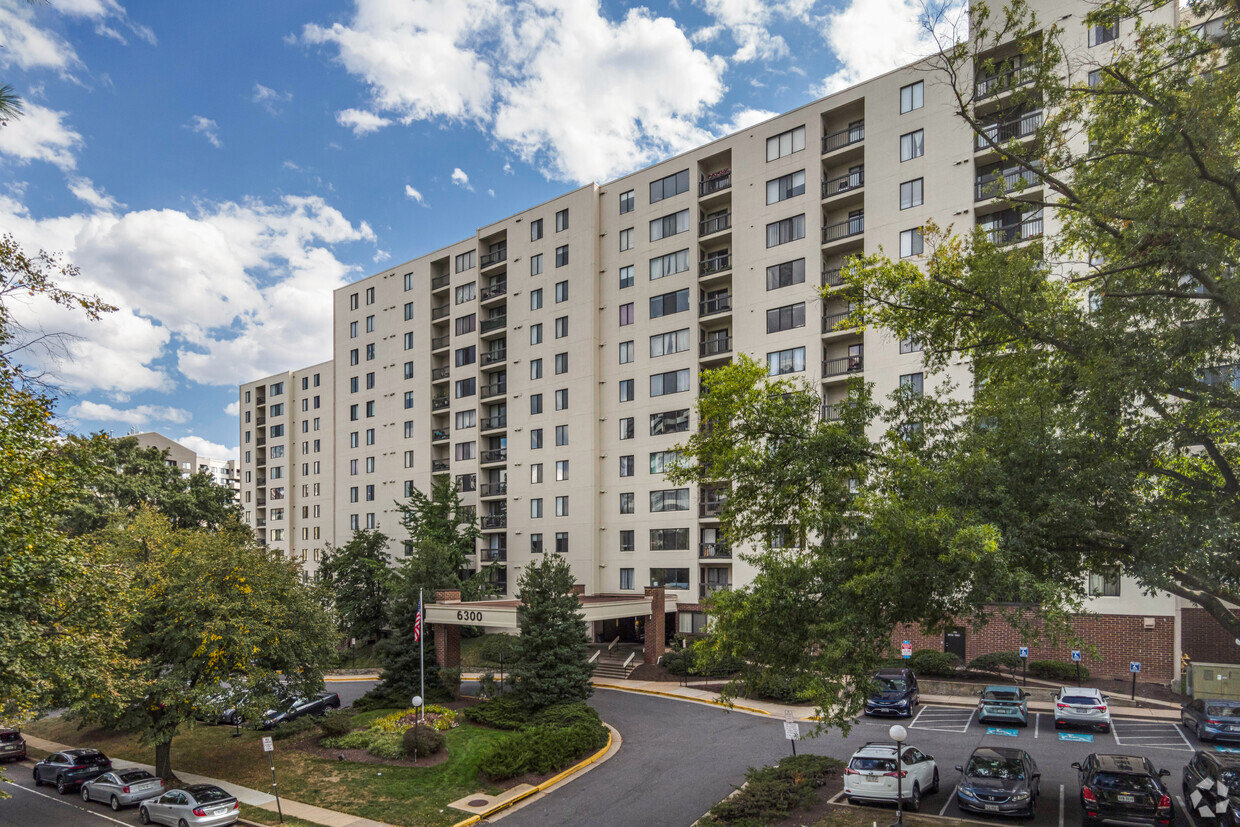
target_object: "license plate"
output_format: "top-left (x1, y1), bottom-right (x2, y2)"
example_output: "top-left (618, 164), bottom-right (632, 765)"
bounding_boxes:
top-left (210, 806), bottom-right (228, 814)
top-left (984, 804), bottom-right (1000, 811)
top-left (1118, 794), bottom-right (1135, 803)
top-left (865, 775), bottom-right (880, 783)
top-left (1074, 707), bottom-right (1092, 713)
top-left (2, 745), bottom-right (16, 751)
top-left (1229, 726), bottom-right (1239, 733)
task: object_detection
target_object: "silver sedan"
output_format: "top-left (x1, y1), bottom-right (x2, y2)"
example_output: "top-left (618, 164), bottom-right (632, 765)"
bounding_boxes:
top-left (139, 784), bottom-right (239, 826)
top-left (81, 768), bottom-right (164, 810)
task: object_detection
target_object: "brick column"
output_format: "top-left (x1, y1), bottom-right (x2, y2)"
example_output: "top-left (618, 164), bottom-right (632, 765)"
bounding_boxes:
top-left (434, 623), bottom-right (461, 669)
top-left (570, 583), bottom-right (586, 596)
top-left (435, 589), bottom-right (461, 602)
top-left (643, 587), bottom-right (666, 664)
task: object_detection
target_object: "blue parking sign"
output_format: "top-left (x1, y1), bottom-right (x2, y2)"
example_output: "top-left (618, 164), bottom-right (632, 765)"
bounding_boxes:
top-left (1019, 646), bottom-right (1029, 659)
top-left (1071, 650), bottom-right (1082, 662)
top-left (1130, 661), bottom-right (1141, 673)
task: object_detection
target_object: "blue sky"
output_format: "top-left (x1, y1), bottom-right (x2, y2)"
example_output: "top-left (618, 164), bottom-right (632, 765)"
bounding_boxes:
top-left (0, 0), bottom-right (951, 459)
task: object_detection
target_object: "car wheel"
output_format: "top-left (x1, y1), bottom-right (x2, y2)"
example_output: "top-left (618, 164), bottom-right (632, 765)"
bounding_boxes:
top-left (908, 783), bottom-right (921, 813)
top-left (32, 768), bottom-right (41, 786)
top-left (56, 776), bottom-right (68, 795)
top-left (179, 819), bottom-right (190, 827)
top-left (81, 786), bottom-right (90, 802)
top-left (110, 795), bottom-right (121, 811)
top-left (139, 807), bottom-right (151, 825)
top-left (1025, 799), bottom-right (1037, 820)
top-left (931, 768), bottom-right (940, 793)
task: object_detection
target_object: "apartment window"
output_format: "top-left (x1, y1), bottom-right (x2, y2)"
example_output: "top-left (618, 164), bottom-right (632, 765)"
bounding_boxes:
top-left (1087, 69), bottom-right (1102, 88)
top-left (455, 282), bottom-right (475, 304)
top-left (619, 340), bottom-right (635, 364)
top-left (349, 377), bottom-right (359, 394)
top-left (554, 389), bottom-right (568, 410)
top-left (530, 253), bottom-right (543, 276)
top-left (650, 489), bottom-right (689, 512)
top-left (1089, 21), bottom-right (1118, 46)
top-left (404, 420), bottom-right (415, 438)
top-left (349, 405), bottom-right (359, 422)
top-left (619, 227), bottom-right (634, 251)
top-left (767, 346), bottom-right (806, 375)
top-left (766, 170), bottom-right (806, 204)
top-left (530, 393), bottom-right (543, 414)
top-left (620, 492), bottom-right (635, 514)
top-left (900, 227), bottom-right (924, 258)
top-left (619, 417), bottom-right (634, 439)
top-left (366, 372), bottom-right (375, 390)
top-left (900, 80), bottom-right (924, 113)
top-left (456, 314), bottom-right (476, 335)
top-left (555, 208), bottom-right (569, 231)
top-left (650, 409), bottom-right (690, 435)
top-left (365, 286), bottom-right (375, 305)
top-left (619, 379), bottom-right (635, 402)
top-left (404, 332), bottom-right (415, 350)
top-left (766, 214), bottom-right (805, 247)
top-left (270, 466), bottom-right (284, 480)
top-left (1088, 569), bottom-right (1121, 596)
top-left (649, 249), bottom-right (689, 280)
top-left (556, 459), bottom-right (569, 481)
top-left (456, 377), bottom-right (476, 398)
top-left (766, 302), bottom-right (806, 333)
top-left (404, 361), bottom-right (414, 380)
top-left (350, 487), bottom-right (359, 503)
top-left (530, 218), bottom-right (543, 240)
top-left (555, 245), bottom-right (568, 267)
top-left (365, 456), bottom-right (375, 473)
top-left (404, 273), bottom-right (413, 291)
top-left (554, 352), bottom-right (568, 374)
top-left (900, 178), bottom-right (924, 210)
top-left (531, 323), bottom-right (543, 344)
top-left (649, 169), bottom-right (689, 203)
top-left (555, 281), bottom-right (568, 303)
top-left (900, 372), bottom-right (924, 396)
top-left (350, 432), bottom-right (360, 449)
top-left (271, 444), bottom-right (286, 459)
top-left (766, 258), bottom-right (806, 291)
top-left (366, 428), bottom-right (375, 445)
top-left (530, 498), bottom-right (543, 518)
top-left (365, 314), bottom-right (375, 333)
top-left (350, 459), bottom-right (359, 475)
top-left (269, 381), bottom-right (283, 396)
top-left (455, 409), bottom-right (476, 429)
top-left (619, 455), bottom-right (635, 477)
top-left (900, 338), bottom-right (923, 354)
top-left (350, 348), bottom-right (359, 366)
top-left (521, 463), bottom-right (538, 487)
top-left (554, 532), bottom-right (568, 553)
top-left (649, 328), bottom-right (690, 357)
top-left (365, 484), bottom-right (375, 501)
top-left (619, 303), bottom-right (635, 326)
top-left (404, 391), bottom-right (415, 409)
top-left (530, 358), bottom-right (543, 380)
top-left (555, 316), bottom-right (568, 338)
top-left (766, 125), bottom-right (805, 161)
top-left (650, 368), bottom-right (690, 397)
top-left (350, 320), bottom-right (359, 338)
top-left (650, 288), bottom-right (689, 318)
top-left (404, 302), bottom-right (414, 321)
top-left (650, 528), bottom-right (690, 551)
top-left (619, 265), bottom-right (635, 289)
top-left (527, 532), bottom-right (542, 554)
top-left (900, 129), bottom-right (925, 161)
top-left (455, 250), bottom-right (475, 272)
top-left (531, 428), bottom-right (543, 449)
top-left (620, 190), bottom-right (635, 214)
top-left (620, 567), bottom-right (635, 588)
top-left (555, 425), bottom-right (568, 446)
top-left (349, 292), bottom-right (359, 311)
top-left (269, 402), bottom-right (285, 417)
top-left (649, 209), bottom-right (689, 242)
top-left (530, 288), bottom-right (543, 311)
top-left (456, 345), bottom-right (476, 366)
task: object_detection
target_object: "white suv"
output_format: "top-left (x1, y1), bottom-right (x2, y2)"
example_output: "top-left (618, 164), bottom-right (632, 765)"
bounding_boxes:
top-left (1053, 686), bottom-right (1113, 733)
top-left (844, 742), bottom-right (940, 811)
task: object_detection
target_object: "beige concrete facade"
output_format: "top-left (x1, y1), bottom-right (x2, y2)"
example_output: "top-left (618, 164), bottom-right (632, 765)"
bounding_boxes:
top-left (133, 431), bottom-right (240, 500)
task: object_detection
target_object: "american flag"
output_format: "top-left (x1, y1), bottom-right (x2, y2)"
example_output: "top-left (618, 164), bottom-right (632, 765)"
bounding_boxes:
top-left (413, 593), bottom-right (423, 642)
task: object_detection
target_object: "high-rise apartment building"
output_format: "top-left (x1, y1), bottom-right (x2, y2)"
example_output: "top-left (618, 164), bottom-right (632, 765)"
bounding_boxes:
top-left (239, 0), bottom-right (1229, 679)
top-left (133, 431), bottom-right (240, 500)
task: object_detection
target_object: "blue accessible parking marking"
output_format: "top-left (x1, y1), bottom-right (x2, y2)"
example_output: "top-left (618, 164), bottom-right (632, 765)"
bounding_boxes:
top-left (987, 727), bottom-right (1019, 737)
top-left (1216, 747), bottom-right (1240, 754)
top-left (1059, 732), bottom-right (1094, 743)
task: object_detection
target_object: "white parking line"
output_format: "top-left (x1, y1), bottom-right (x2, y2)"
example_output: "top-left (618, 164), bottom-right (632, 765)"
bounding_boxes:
top-left (940, 784), bottom-right (959, 816)
top-left (1109, 720), bottom-right (1193, 751)
top-left (1177, 794), bottom-right (1201, 827)
top-left (1059, 784), bottom-right (1065, 827)
top-left (1035, 713), bottom-right (1040, 739)
top-left (910, 704), bottom-right (929, 727)
top-left (7, 783), bottom-right (130, 826)
top-left (1173, 723), bottom-right (1194, 750)
top-left (910, 706), bottom-right (975, 734)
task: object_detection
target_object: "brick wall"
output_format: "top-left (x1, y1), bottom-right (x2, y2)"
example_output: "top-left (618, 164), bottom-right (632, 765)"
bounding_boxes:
top-left (643, 587), bottom-right (666, 664)
top-left (1182, 608), bottom-right (1240, 665)
top-left (892, 608), bottom-right (1176, 682)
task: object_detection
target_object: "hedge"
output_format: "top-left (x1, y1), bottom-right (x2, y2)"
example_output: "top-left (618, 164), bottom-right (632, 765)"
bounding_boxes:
top-left (471, 699), bottom-right (608, 781)
top-left (739, 671), bottom-right (816, 704)
top-left (705, 754), bottom-right (843, 826)
top-left (1029, 660), bottom-right (1090, 681)
top-left (908, 649), bottom-right (960, 677)
top-left (968, 651), bottom-right (1024, 676)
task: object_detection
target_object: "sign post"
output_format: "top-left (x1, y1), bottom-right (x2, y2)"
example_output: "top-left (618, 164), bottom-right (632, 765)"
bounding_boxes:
top-left (1071, 649), bottom-right (1082, 686)
top-left (783, 710), bottom-right (799, 757)
top-left (1019, 646), bottom-right (1029, 686)
top-left (261, 736), bottom-right (283, 823)
top-left (901, 641), bottom-right (912, 660)
top-left (1130, 662), bottom-right (1140, 700)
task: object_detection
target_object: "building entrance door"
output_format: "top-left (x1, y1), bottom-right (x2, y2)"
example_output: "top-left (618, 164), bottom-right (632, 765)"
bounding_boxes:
top-left (944, 627), bottom-right (966, 661)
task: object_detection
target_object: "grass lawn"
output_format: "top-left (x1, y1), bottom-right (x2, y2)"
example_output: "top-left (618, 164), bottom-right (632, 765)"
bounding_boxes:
top-left (26, 712), bottom-right (509, 827)
top-left (459, 633), bottom-right (516, 670)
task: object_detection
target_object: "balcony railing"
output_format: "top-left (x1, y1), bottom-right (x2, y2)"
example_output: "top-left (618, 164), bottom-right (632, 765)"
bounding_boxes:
top-left (699, 336), bottom-right (732, 358)
top-left (480, 281), bottom-right (507, 301)
top-left (431, 366), bottom-right (450, 381)
top-left (480, 448), bottom-right (508, 464)
top-left (975, 62), bottom-right (1039, 99)
top-left (431, 273), bottom-right (450, 290)
top-left (480, 413), bottom-right (507, 431)
top-left (822, 310), bottom-right (856, 333)
top-left (699, 254), bottom-right (731, 277)
top-left (822, 121), bottom-right (865, 153)
top-left (975, 167), bottom-right (1041, 201)
top-left (432, 395), bottom-right (450, 410)
top-left (481, 514), bottom-right (507, 530)
top-left (823, 215), bottom-right (864, 244)
top-left (431, 458), bottom-right (451, 472)
top-left (699, 499), bottom-right (727, 518)
top-left (822, 267), bottom-right (845, 287)
top-left (480, 315), bottom-right (507, 333)
top-left (700, 294), bottom-right (733, 317)
top-left (700, 582), bottom-right (732, 598)
top-left (821, 403), bottom-right (843, 422)
top-left (431, 334), bottom-right (450, 350)
top-left (431, 428), bottom-right (450, 442)
top-left (981, 216), bottom-right (1044, 245)
top-left (431, 303), bottom-right (449, 320)
top-left (975, 109), bottom-right (1043, 150)
top-left (822, 167), bottom-right (864, 198)
top-left (480, 547), bottom-right (507, 563)
top-left (480, 380), bottom-right (507, 399)
top-left (255, 518), bottom-right (266, 528)
top-left (480, 248), bottom-right (507, 268)
top-left (699, 542), bottom-right (732, 559)
top-left (823, 355), bottom-right (864, 377)
top-left (699, 213), bottom-right (731, 236)
top-left (481, 347), bottom-right (507, 366)
top-left (700, 172), bottom-right (731, 196)
top-left (480, 481), bottom-right (507, 497)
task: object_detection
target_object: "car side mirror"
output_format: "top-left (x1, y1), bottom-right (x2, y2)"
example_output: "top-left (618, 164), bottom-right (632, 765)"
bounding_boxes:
top-left (1071, 762), bottom-right (1082, 770)
top-left (1158, 769), bottom-right (1170, 777)
top-left (955, 765), bottom-right (964, 773)
top-left (1032, 772), bottom-right (1041, 779)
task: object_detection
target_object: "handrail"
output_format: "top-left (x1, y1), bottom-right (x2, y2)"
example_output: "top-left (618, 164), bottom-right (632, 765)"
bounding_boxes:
top-left (822, 121), bottom-right (864, 153)
top-left (588, 650), bottom-right (600, 665)
top-left (623, 651), bottom-right (637, 670)
top-left (608, 635), bottom-right (620, 653)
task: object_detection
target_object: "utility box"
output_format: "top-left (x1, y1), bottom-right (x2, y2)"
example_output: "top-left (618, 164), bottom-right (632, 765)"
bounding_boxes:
top-left (1187, 663), bottom-right (1240, 700)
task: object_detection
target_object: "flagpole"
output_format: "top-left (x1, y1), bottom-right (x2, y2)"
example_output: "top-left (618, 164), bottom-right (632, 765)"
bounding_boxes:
top-left (418, 588), bottom-right (424, 722)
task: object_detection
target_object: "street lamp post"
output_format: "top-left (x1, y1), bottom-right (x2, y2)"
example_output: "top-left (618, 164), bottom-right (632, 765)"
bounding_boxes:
top-left (411, 695), bottom-right (423, 763)
top-left (889, 724), bottom-right (907, 827)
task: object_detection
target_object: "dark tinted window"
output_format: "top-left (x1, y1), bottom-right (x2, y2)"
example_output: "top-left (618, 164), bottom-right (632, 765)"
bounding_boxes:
top-left (119, 770), bottom-right (154, 783)
top-left (1206, 703), bottom-right (1240, 717)
top-left (1093, 773), bottom-right (1158, 793)
top-left (850, 756), bottom-right (897, 772)
top-left (74, 753), bottom-right (108, 766)
top-left (983, 689), bottom-right (1021, 701)
top-left (876, 677), bottom-right (908, 691)
top-left (967, 755), bottom-right (1026, 780)
top-left (192, 786), bottom-right (233, 804)
top-left (1061, 695), bottom-right (1098, 705)
top-left (0, 732), bottom-right (19, 743)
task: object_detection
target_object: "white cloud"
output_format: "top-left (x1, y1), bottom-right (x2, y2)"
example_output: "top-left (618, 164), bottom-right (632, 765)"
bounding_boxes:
top-left (0, 0), bottom-right (82, 74)
top-left (185, 115), bottom-right (222, 148)
top-left (404, 184), bottom-right (426, 206)
top-left (283, 160), bottom-right (301, 170)
top-left (53, 0), bottom-right (157, 46)
top-left (450, 167), bottom-right (472, 190)
top-left (335, 107), bottom-right (392, 136)
top-left (252, 83), bottom-right (293, 114)
top-left (303, 0), bottom-right (729, 184)
top-left (718, 107), bottom-right (778, 135)
top-left (173, 434), bottom-right (239, 461)
top-left (223, 400), bottom-right (241, 417)
top-left (816, 0), bottom-right (965, 94)
top-left (372, 249), bottom-right (390, 263)
top-left (68, 176), bottom-right (122, 211)
top-left (0, 103), bottom-right (83, 170)
top-left (67, 400), bottom-right (191, 427)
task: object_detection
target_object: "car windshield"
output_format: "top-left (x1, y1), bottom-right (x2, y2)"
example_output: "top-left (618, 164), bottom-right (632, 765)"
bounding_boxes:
top-left (876, 677), bottom-right (908, 692)
top-left (1093, 773), bottom-right (1158, 793)
top-left (983, 690), bottom-right (1021, 701)
top-left (74, 753), bottom-right (107, 766)
top-left (119, 770), bottom-right (154, 783)
top-left (0, 732), bottom-right (19, 743)
top-left (193, 787), bottom-right (232, 804)
top-left (1061, 696), bottom-right (1098, 706)
top-left (851, 757), bottom-right (897, 772)
top-left (1206, 704), bottom-right (1240, 718)
top-left (967, 756), bottom-right (1026, 780)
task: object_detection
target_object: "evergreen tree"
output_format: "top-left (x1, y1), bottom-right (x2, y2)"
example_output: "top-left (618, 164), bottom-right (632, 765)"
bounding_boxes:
top-left (512, 554), bottom-right (593, 708)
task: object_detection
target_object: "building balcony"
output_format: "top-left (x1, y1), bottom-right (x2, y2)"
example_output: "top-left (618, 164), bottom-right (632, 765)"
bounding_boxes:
top-left (699, 498), bottom-right (726, 518)
top-left (481, 347), bottom-right (507, 367)
top-left (699, 542), bottom-right (731, 560)
top-left (431, 334), bottom-right (450, 352)
top-left (480, 448), bottom-right (507, 465)
top-left (699, 335), bottom-right (732, 359)
top-left (481, 514), bottom-right (507, 530)
top-left (480, 481), bottom-right (507, 498)
top-left (432, 395), bottom-right (450, 411)
top-left (480, 315), bottom-right (507, 335)
top-left (480, 546), bottom-right (507, 563)
top-left (822, 310), bottom-right (857, 334)
top-left (822, 121), bottom-right (864, 154)
top-left (823, 215), bottom-right (864, 244)
top-left (822, 267), bottom-right (846, 288)
top-left (431, 458), bottom-right (451, 472)
top-left (700, 294), bottom-right (732, 317)
top-left (981, 216), bottom-right (1043, 245)
top-left (975, 166), bottom-right (1041, 202)
top-left (431, 366), bottom-right (450, 381)
top-left (431, 427), bottom-right (450, 443)
top-left (479, 380), bottom-right (507, 399)
top-left (821, 403), bottom-right (844, 422)
top-left (699, 254), bottom-right (731, 278)
top-left (480, 281), bottom-right (507, 302)
top-left (480, 247), bottom-right (507, 269)
top-left (699, 212), bottom-right (731, 236)
top-left (822, 167), bottom-right (864, 199)
top-left (431, 273), bottom-right (450, 291)
top-left (699, 171), bottom-right (731, 197)
top-left (431, 303), bottom-right (450, 321)
top-left (480, 413), bottom-right (507, 431)
top-left (975, 109), bottom-right (1042, 152)
top-left (975, 62), bottom-right (1039, 100)
top-left (823, 355), bottom-right (864, 378)
top-left (700, 582), bottom-right (732, 599)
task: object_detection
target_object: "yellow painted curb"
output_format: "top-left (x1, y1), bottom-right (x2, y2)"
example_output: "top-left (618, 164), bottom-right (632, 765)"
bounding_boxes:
top-left (449, 726), bottom-right (614, 827)
top-left (592, 683), bottom-right (772, 716)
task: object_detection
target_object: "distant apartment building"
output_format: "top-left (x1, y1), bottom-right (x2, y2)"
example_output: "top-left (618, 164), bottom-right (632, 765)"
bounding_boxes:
top-left (133, 431), bottom-right (240, 500)
top-left (238, 0), bottom-right (1235, 679)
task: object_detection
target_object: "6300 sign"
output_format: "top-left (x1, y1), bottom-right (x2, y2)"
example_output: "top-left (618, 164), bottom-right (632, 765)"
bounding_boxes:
top-left (457, 610), bottom-right (485, 622)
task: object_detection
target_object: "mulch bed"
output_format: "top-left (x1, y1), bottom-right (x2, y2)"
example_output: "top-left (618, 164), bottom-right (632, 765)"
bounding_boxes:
top-left (294, 733), bottom-right (450, 768)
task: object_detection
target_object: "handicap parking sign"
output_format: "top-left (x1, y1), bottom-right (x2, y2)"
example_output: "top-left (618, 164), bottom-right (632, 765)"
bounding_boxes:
top-left (987, 727), bottom-right (1019, 737)
top-left (1059, 732), bottom-right (1094, 743)
top-left (1071, 650), bottom-right (1082, 662)
top-left (1019, 646), bottom-right (1029, 659)
top-left (1130, 661), bottom-right (1141, 673)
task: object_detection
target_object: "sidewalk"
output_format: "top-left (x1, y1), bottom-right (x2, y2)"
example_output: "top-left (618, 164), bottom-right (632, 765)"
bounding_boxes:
top-left (23, 734), bottom-right (394, 827)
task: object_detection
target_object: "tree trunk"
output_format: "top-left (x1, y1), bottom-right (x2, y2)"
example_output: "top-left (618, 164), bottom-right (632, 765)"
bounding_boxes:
top-left (153, 739), bottom-right (178, 785)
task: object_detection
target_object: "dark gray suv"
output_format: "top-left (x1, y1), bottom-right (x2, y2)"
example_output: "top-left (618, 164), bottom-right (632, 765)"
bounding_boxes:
top-left (33, 748), bottom-right (113, 794)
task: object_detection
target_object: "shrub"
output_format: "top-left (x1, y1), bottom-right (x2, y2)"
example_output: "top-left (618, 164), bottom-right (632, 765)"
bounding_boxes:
top-left (661, 646), bottom-right (696, 676)
top-left (402, 723), bottom-right (446, 757)
top-left (740, 671), bottom-right (815, 704)
top-left (316, 709), bottom-right (355, 737)
top-left (707, 754), bottom-right (843, 826)
top-left (530, 701), bottom-right (601, 729)
top-left (480, 634), bottom-right (522, 665)
top-left (439, 667), bottom-right (461, 700)
top-left (1029, 660), bottom-right (1090, 681)
top-left (465, 695), bottom-right (532, 730)
top-left (320, 730), bottom-right (372, 750)
top-left (477, 671), bottom-right (498, 700)
top-left (366, 731), bottom-right (407, 760)
top-left (968, 651), bottom-right (1024, 677)
top-left (908, 649), bottom-right (961, 677)
top-left (477, 718), bottom-right (608, 780)
top-left (269, 716), bottom-right (316, 740)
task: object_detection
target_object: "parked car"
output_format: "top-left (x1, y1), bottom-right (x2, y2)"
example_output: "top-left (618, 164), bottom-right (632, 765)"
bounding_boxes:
top-left (32, 748), bottom-right (113, 794)
top-left (262, 690), bottom-right (341, 728)
top-left (0, 727), bottom-right (26, 761)
top-left (977, 686), bottom-right (1030, 727)
top-left (1053, 686), bottom-right (1112, 733)
top-left (1073, 753), bottom-right (1173, 827)
top-left (844, 741), bottom-right (939, 810)
top-left (80, 768), bottom-right (165, 811)
top-left (1181, 698), bottom-right (1240, 743)
top-left (955, 746), bottom-right (1041, 818)
top-left (864, 668), bottom-right (919, 717)
top-left (1182, 750), bottom-right (1240, 827)
top-left (138, 784), bottom-right (239, 826)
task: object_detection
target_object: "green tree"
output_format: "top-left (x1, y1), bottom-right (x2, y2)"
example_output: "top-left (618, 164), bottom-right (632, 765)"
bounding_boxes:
top-left (318, 529), bottom-right (392, 644)
top-left (87, 508), bottom-right (334, 781)
top-left (511, 553), bottom-right (593, 708)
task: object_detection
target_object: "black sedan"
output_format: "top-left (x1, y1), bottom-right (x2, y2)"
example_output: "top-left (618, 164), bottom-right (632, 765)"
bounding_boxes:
top-left (32, 748), bottom-right (113, 794)
top-left (1074, 753), bottom-right (1173, 827)
top-left (262, 690), bottom-right (341, 728)
top-left (955, 746), bottom-right (1041, 818)
top-left (1182, 750), bottom-right (1240, 826)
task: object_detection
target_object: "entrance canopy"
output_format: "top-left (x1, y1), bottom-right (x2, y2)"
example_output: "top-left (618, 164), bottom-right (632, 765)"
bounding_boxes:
top-left (425, 592), bottom-right (679, 631)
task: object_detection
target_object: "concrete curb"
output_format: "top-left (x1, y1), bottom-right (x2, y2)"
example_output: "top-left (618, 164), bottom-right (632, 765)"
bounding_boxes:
top-left (591, 682), bottom-right (773, 717)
